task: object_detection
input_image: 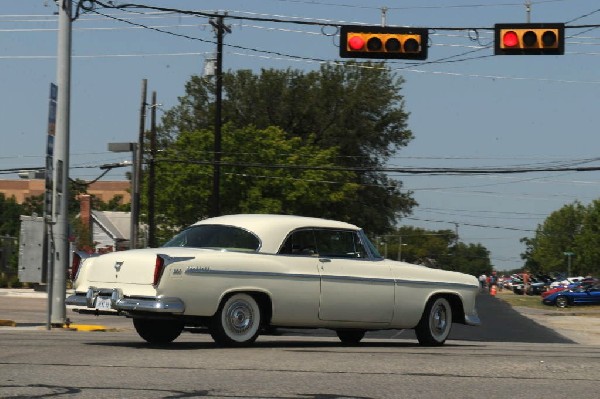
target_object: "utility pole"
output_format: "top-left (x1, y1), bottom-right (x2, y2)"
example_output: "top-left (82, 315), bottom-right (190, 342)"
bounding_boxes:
top-left (563, 251), bottom-right (574, 277)
top-left (50, 0), bottom-right (72, 327)
top-left (525, 0), bottom-right (532, 23)
top-left (148, 91), bottom-right (157, 247)
top-left (454, 223), bottom-right (459, 245)
top-left (381, 6), bottom-right (388, 27)
top-left (209, 16), bottom-right (230, 217)
top-left (132, 79), bottom-right (147, 249)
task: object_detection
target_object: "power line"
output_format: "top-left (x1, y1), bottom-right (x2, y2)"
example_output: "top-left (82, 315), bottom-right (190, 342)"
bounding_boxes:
top-left (404, 216), bottom-right (536, 232)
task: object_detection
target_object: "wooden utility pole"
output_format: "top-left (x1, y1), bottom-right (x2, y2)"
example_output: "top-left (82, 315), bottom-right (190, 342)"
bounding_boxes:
top-left (132, 79), bottom-right (147, 249)
top-left (148, 91), bottom-right (157, 247)
top-left (209, 16), bottom-right (230, 217)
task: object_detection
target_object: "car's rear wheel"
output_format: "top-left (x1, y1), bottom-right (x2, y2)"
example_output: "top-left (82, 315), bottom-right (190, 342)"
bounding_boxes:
top-left (132, 318), bottom-right (184, 344)
top-left (556, 296), bottom-right (569, 308)
top-left (336, 330), bottom-right (366, 345)
top-left (210, 293), bottom-right (261, 347)
top-left (415, 297), bottom-right (452, 346)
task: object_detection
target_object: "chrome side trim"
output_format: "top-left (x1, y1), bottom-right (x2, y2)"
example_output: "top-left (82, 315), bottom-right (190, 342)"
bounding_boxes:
top-left (321, 275), bottom-right (391, 284)
top-left (395, 279), bottom-right (478, 290)
top-left (185, 268), bottom-right (319, 280)
top-left (185, 268), bottom-right (478, 288)
top-left (186, 268), bottom-right (390, 285)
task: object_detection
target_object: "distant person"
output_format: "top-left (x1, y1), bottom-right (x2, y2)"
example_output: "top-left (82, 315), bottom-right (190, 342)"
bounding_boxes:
top-left (479, 274), bottom-right (487, 291)
top-left (489, 271), bottom-right (498, 293)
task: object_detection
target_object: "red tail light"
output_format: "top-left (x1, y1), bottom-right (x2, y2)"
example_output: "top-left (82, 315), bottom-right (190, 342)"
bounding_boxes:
top-left (153, 255), bottom-right (166, 286)
top-left (71, 252), bottom-right (82, 280)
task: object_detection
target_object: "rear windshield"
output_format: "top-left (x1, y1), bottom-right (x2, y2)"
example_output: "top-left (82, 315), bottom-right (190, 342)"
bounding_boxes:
top-left (163, 224), bottom-right (260, 252)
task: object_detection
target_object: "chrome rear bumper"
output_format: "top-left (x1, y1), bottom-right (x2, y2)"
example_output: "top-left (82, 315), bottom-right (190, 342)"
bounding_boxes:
top-left (65, 287), bottom-right (185, 314)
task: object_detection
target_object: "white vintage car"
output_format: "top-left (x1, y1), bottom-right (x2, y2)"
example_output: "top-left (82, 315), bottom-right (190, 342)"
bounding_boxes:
top-left (66, 214), bottom-right (480, 346)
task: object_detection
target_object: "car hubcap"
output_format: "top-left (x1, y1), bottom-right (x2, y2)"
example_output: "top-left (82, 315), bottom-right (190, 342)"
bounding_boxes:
top-left (432, 304), bottom-right (448, 336)
top-left (226, 300), bottom-right (253, 334)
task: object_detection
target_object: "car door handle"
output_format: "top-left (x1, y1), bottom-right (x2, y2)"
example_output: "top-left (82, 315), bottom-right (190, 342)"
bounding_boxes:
top-left (319, 258), bottom-right (331, 269)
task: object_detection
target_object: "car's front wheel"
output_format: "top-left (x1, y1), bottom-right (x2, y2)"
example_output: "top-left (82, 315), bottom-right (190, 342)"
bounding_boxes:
top-left (336, 330), bottom-right (365, 345)
top-left (132, 318), bottom-right (184, 344)
top-left (556, 296), bottom-right (569, 308)
top-left (415, 297), bottom-right (452, 346)
top-left (210, 293), bottom-right (261, 347)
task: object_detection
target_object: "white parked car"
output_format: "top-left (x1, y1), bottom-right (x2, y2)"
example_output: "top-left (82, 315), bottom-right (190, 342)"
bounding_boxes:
top-left (549, 276), bottom-right (585, 288)
top-left (66, 214), bottom-right (480, 346)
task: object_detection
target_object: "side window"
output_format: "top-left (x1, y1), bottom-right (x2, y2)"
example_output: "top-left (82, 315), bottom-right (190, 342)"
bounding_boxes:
top-left (314, 229), bottom-right (367, 258)
top-left (279, 229), bottom-right (317, 256)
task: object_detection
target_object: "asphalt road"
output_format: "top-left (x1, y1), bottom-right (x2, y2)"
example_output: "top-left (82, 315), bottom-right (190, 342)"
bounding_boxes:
top-left (0, 291), bottom-right (574, 344)
top-left (1, 324), bottom-right (598, 398)
top-left (1, 290), bottom-right (599, 398)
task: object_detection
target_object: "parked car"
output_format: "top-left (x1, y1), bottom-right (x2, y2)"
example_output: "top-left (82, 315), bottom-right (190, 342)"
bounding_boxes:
top-left (549, 276), bottom-right (585, 288)
top-left (66, 214), bottom-right (481, 347)
top-left (542, 283), bottom-right (600, 308)
top-left (542, 282), bottom-right (580, 299)
top-left (526, 276), bottom-right (554, 295)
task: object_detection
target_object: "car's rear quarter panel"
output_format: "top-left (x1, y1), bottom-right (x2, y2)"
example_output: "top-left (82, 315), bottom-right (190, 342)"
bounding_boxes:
top-left (158, 252), bottom-right (323, 324)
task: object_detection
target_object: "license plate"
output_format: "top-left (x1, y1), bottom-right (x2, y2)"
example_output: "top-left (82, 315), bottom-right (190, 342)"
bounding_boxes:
top-left (95, 297), bottom-right (112, 310)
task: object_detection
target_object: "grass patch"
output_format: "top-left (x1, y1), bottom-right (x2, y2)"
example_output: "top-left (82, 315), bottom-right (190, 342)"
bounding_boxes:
top-left (497, 292), bottom-right (548, 310)
top-left (496, 291), bottom-right (600, 314)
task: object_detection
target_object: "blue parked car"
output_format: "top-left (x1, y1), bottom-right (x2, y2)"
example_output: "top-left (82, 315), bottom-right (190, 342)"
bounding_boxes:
top-left (542, 283), bottom-right (600, 308)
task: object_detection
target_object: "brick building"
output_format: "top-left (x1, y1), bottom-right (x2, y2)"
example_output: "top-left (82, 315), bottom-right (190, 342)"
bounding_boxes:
top-left (0, 179), bottom-right (130, 204)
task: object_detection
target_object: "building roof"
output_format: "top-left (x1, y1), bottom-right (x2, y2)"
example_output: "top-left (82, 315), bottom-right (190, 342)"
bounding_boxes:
top-left (92, 211), bottom-right (130, 241)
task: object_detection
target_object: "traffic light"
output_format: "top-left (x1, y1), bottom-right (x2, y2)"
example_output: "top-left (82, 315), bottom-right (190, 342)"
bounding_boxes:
top-left (494, 23), bottom-right (564, 55)
top-left (340, 25), bottom-right (428, 60)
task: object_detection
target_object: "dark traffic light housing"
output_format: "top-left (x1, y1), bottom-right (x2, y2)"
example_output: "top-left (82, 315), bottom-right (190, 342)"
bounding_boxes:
top-left (340, 25), bottom-right (428, 60)
top-left (494, 23), bottom-right (565, 55)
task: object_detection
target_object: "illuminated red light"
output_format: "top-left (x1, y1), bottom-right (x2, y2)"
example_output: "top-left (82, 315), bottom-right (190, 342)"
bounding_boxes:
top-left (348, 35), bottom-right (365, 51)
top-left (502, 31), bottom-right (519, 47)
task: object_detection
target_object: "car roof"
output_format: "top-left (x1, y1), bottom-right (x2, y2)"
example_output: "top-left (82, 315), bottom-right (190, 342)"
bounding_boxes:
top-left (192, 214), bottom-right (360, 253)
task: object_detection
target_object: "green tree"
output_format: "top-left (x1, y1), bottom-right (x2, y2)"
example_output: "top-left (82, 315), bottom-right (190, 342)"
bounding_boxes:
top-left (21, 194), bottom-right (44, 216)
top-left (159, 63), bottom-right (416, 233)
top-left (0, 194), bottom-right (23, 273)
top-left (379, 226), bottom-right (454, 265)
top-left (519, 237), bottom-right (541, 274)
top-left (450, 242), bottom-right (493, 276)
top-left (573, 199), bottom-right (600, 276)
top-left (374, 226), bottom-right (491, 275)
top-left (523, 201), bottom-right (586, 275)
top-left (148, 124), bottom-right (359, 243)
top-left (93, 194), bottom-right (129, 212)
top-left (0, 194), bottom-right (22, 237)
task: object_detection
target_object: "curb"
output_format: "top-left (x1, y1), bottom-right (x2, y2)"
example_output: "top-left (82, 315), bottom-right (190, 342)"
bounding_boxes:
top-left (65, 324), bottom-right (117, 332)
top-left (0, 321), bottom-right (116, 332)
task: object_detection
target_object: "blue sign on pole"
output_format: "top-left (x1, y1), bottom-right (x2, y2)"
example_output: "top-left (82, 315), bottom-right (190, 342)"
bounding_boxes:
top-left (45, 83), bottom-right (57, 216)
top-left (47, 83), bottom-right (57, 137)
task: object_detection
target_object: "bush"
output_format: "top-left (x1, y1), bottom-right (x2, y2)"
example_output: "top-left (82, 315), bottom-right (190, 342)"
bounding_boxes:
top-left (0, 273), bottom-right (22, 288)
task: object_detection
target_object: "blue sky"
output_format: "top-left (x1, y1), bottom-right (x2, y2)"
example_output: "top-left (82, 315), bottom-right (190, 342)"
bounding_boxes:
top-left (1, 0), bottom-right (599, 271)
